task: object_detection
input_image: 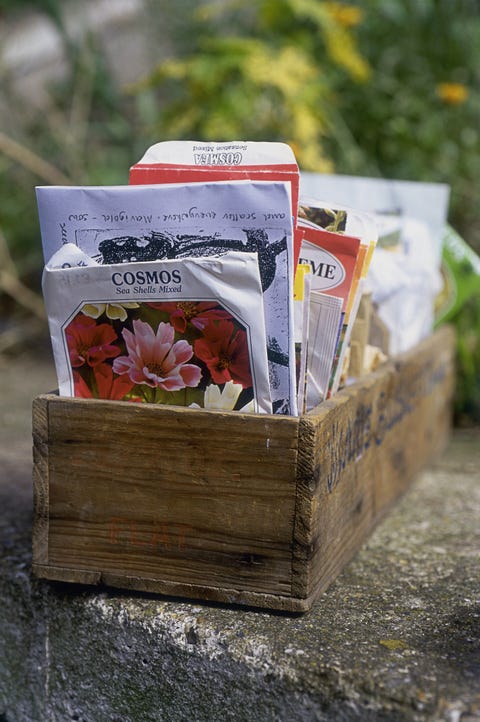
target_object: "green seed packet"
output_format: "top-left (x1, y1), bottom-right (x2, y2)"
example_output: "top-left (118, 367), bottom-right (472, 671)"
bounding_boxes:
top-left (435, 225), bottom-right (480, 325)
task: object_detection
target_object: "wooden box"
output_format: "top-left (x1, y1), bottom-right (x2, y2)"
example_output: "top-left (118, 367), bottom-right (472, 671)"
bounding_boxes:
top-left (32, 326), bottom-right (455, 612)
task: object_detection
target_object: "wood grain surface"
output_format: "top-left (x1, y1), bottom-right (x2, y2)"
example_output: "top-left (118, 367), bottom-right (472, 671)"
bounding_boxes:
top-left (32, 325), bottom-right (456, 612)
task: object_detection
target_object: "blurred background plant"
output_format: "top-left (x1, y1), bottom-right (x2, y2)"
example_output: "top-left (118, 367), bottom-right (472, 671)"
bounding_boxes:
top-left (0, 0), bottom-right (479, 423)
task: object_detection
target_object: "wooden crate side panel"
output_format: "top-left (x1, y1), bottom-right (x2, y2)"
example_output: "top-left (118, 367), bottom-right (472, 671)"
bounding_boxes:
top-left (373, 328), bottom-right (455, 513)
top-left (40, 399), bottom-right (299, 596)
top-left (292, 325), bottom-right (456, 600)
top-left (32, 396), bottom-right (50, 565)
top-left (292, 376), bottom-right (381, 598)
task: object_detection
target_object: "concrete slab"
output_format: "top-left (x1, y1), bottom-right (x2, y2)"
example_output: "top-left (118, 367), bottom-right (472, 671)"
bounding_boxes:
top-left (1, 345), bottom-right (479, 721)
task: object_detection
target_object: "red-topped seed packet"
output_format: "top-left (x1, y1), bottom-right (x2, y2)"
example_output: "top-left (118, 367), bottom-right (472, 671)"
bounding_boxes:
top-left (129, 139), bottom-right (300, 259)
top-left (297, 219), bottom-right (361, 313)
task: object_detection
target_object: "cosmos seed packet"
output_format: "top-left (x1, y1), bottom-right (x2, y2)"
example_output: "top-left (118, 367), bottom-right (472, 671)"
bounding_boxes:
top-left (42, 249), bottom-right (272, 414)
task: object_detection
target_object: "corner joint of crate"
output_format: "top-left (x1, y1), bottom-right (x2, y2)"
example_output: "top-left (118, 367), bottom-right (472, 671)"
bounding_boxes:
top-left (291, 534), bottom-right (319, 562)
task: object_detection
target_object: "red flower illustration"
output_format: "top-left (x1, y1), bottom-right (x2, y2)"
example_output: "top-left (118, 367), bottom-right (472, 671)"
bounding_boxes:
top-left (149, 301), bottom-right (231, 333)
top-left (194, 319), bottom-right (252, 389)
top-left (73, 364), bottom-right (135, 400)
top-left (66, 314), bottom-right (121, 368)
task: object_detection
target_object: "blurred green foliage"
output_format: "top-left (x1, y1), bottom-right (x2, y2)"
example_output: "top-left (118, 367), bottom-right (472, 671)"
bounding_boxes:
top-left (0, 0), bottom-right (479, 422)
top-left (137, 0), bottom-right (480, 423)
top-left (329, 0), bottom-right (480, 251)
top-left (1, 41), bottom-right (144, 273)
top-left (455, 297), bottom-right (480, 426)
top-left (137, 0), bottom-right (371, 173)
top-left (0, 0), bottom-right (48, 9)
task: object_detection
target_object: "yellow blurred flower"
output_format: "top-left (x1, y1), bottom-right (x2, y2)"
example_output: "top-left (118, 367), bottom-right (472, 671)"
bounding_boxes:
top-left (321, 3), bottom-right (370, 82)
top-left (436, 82), bottom-right (469, 105)
top-left (324, 2), bottom-right (364, 27)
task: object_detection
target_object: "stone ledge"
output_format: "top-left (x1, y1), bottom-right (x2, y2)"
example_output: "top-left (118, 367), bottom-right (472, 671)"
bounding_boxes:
top-left (1, 350), bottom-right (479, 721)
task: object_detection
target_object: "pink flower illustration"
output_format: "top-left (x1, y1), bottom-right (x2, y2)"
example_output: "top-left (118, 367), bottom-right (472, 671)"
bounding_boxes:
top-left (113, 319), bottom-right (202, 390)
top-left (148, 301), bottom-right (231, 333)
top-left (65, 314), bottom-right (121, 368)
top-left (73, 364), bottom-right (135, 400)
top-left (194, 319), bottom-right (252, 389)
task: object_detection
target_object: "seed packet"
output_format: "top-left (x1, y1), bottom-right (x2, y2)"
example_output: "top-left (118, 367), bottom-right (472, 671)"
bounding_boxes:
top-left (297, 219), bottom-right (363, 396)
top-left (305, 291), bottom-right (343, 411)
top-left (297, 220), bottom-right (361, 313)
top-left (36, 179), bottom-right (297, 414)
top-left (293, 263), bottom-right (311, 414)
top-left (299, 172), bottom-right (449, 266)
top-left (129, 139), bottom-right (300, 256)
top-left (297, 198), bottom-right (377, 315)
top-left (42, 250), bottom-right (272, 414)
top-left (299, 173), bottom-right (449, 357)
top-left (367, 215), bottom-right (443, 355)
top-left (435, 224), bottom-right (480, 324)
top-left (296, 199), bottom-right (380, 394)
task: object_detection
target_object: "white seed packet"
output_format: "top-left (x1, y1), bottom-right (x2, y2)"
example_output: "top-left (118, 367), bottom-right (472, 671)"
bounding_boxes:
top-left (44, 243), bottom-right (99, 269)
top-left (42, 251), bottom-right (272, 414)
top-left (306, 292), bottom-right (343, 411)
top-left (36, 180), bottom-right (296, 415)
top-left (300, 173), bottom-right (449, 355)
top-left (129, 140), bottom-right (300, 230)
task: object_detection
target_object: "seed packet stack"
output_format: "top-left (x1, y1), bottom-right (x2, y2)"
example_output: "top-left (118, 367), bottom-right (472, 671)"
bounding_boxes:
top-left (36, 140), bottom-right (381, 417)
top-left (36, 170), bottom-right (297, 415)
top-left (300, 172), bottom-right (449, 358)
top-left (130, 138), bottom-right (305, 277)
top-left (129, 140), bottom-right (302, 414)
top-left (294, 200), bottom-right (377, 410)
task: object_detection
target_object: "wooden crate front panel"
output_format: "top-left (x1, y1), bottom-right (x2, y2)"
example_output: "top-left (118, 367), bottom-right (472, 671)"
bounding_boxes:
top-left (32, 326), bottom-right (455, 611)
top-left (292, 325), bottom-right (456, 601)
top-left (33, 399), bottom-right (299, 595)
